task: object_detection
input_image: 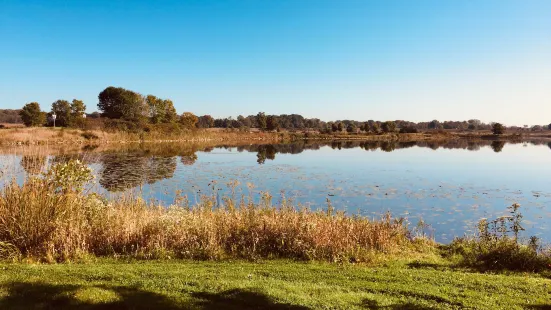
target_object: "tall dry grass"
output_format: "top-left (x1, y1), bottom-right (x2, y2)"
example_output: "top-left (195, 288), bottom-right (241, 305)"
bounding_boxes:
top-left (0, 160), bottom-right (422, 262)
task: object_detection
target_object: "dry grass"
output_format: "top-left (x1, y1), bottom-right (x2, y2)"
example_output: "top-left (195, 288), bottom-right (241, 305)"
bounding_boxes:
top-left (0, 127), bottom-right (282, 145)
top-left (0, 161), bottom-right (425, 263)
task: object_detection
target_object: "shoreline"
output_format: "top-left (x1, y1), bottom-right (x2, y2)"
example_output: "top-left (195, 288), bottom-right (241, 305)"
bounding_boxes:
top-left (1, 127), bottom-right (549, 146)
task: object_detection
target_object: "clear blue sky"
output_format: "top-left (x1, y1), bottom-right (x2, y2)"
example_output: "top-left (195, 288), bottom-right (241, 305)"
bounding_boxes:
top-left (1, 0), bottom-right (550, 125)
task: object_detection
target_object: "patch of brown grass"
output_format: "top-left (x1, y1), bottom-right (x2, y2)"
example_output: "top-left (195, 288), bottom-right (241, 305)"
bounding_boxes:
top-left (0, 162), bottom-right (425, 262)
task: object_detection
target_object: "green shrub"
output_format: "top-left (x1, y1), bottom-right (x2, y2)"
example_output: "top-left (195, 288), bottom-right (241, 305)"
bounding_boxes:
top-left (447, 203), bottom-right (551, 272)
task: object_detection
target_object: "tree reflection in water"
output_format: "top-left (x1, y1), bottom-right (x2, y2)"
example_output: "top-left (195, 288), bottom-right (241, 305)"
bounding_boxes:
top-left (38, 138), bottom-right (547, 192)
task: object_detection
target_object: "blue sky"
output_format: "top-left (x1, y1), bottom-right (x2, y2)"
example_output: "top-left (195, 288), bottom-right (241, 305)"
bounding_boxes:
top-left (1, 0), bottom-right (550, 125)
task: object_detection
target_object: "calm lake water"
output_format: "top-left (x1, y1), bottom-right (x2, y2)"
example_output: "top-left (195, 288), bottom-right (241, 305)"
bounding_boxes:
top-left (1, 139), bottom-right (551, 243)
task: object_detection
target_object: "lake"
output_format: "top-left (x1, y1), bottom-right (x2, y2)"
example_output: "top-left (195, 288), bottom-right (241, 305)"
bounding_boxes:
top-left (1, 139), bottom-right (550, 243)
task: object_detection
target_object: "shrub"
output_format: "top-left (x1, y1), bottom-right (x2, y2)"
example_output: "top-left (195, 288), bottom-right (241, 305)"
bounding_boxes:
top-left (399, 126), bottom-right (418, 134)
top-left (447, 203), bottom-right (551, 272)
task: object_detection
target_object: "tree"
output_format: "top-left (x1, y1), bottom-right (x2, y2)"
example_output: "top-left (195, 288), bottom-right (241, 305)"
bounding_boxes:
top-left (19, 102), bottom-right (45, 127)
top-left (371, 122), bottom-right (381, 133)
top-left (51, 100), bottom-right (72, 127)
top-left (492, 123), bottom-right (505, 135)
top-left (197, 115), bottom-right (215, 128)
top-left (98, 86), bottom-right (147, 122)
top-left (548, 123), bottom-right (551, 130)
top-left (428, 120), bottom-right (440, 130)
top-left (70, 99), bottom-right (86, 127)
top-left (337, 122), bottom-right (344, 132)
top-left (266, 115), bottom-right (279, 131)
top-left (381, 121), bottom-right (396, 133)
top-left (146, 95), bottom-right (177, 124)
top-left (346, 123), bottom-right (356, 133)
top-left (180, 112), bottom-right (198, 129)
top-left (256, 112), bottom-right (267, 130)
top-left (163, 100), bottom-right (178, 123)
top-left (146, 95), bottom-right (165, 124)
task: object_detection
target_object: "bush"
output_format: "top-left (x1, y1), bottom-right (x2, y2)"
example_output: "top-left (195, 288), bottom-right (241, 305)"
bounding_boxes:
top-left (399, 126), bottom-right (418, 134)
top-left (103, 119), bottom-right (145, 133)
top-left (447, 204), bottom-right (551, 272)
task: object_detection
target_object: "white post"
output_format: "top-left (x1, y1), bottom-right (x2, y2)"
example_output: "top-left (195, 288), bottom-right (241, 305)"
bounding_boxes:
top-left (52, 114), bottom-right (57, 128)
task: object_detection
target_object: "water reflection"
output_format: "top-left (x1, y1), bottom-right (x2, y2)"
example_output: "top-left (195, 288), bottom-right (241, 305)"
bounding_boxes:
top-left (21, 155), bottom-right (46, 175)
top-left (42, 139), bottom-right (551, 193)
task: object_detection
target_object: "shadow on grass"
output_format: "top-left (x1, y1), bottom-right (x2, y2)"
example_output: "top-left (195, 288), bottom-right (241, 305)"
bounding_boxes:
top-left (0, 282), bottom-right (310, 310)
top-left (362, 298), bottom-right (432, 309)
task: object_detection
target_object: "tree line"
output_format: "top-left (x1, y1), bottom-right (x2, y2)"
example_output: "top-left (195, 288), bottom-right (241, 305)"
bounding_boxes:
top-left (10, 86), bottom-right (551, 134)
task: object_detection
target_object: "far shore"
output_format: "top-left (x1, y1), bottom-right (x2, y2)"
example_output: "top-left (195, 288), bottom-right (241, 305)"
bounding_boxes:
top-left (1, 126), bottom-right (549, 146)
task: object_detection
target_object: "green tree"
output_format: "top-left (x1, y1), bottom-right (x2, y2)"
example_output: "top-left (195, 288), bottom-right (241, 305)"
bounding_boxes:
top-left (266, 115), bottom-right (279, 131)
top-left (492, 123), bottom-right (505, 135)
top-left (19, 102), bottom-right (45, 127)
top-left (337, 122), bottom-right (344, 132)
top-left (98, 86), bottom-right (146, 122)
top-left (381, 121), bottom-right (396, 133)
top-left (256, 112), bottom-right (267, 130)
top-left (70, 99), bottom-right (86, 127)
top-left (146, 95), bottom-right (165, 124)
top-left (51, 100), bottom-right (72, 127)
top-left (346, 123), bottom-right (356, 133)
top-left (371, 122), bottom-right (381, 134)
top-left (180, 112), bottom-right (198, 129)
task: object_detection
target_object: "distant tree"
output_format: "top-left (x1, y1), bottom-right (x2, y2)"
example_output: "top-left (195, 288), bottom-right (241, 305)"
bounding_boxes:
top-left (346, 123), bottom-right (356, 133)
top-left (145, 95), bottom-right (177, 124)
top-left (98, 86), bottom-right (147, 122)
top-left (428, 120), bottom-right (440, 130)
top-left (0, 109), bottom-right (22, 123)
top-left (19, 102), bottom-right (45, 127)
top-left (371, 122), bottom-right (381, 134)
top-left (70, 99), bottom-right (86, 127)
top-left (146, 95), bottom-right (165, 124)
top-left (492, 123), bottom-right (505, 135)
top-left (237, 115), bottom-right (251, 128)
top-left (381, 121), bottom-right (397, 133)
top-left (531, 125), bottom-right (543, 132)
top-left (337, 122), bottom-right (344, 132)
top-left (399, 126), bottom-right (418, 134)
top-left (197, 115), bottom-right (215, 128)
top-left (163, 100), bottom-right (178, 123)
top-left (361, 122), bottom-right (370, 132)
top-left (256, 112), bottom-right (267, 130)
top-left (468, 124), bottom-right (477, 130)
top-left (50, 100), bottom-right (72, 127)
top-left (88, 112), bottom-right (101, 119)
top-left (180, 112), bottom-right (198, 129)
top-left (266, 115), bottom-right (279, 131)
top-left (548, 123), bottom-right (551, 130)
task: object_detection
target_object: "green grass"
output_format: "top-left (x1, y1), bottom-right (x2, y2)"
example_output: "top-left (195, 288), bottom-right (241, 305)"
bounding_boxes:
top-left (0, 259), bottom-right (549, 309)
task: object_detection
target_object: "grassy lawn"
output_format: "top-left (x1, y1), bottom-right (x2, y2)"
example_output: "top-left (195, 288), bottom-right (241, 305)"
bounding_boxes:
top-left (0, 260), bottom-right (549, 309)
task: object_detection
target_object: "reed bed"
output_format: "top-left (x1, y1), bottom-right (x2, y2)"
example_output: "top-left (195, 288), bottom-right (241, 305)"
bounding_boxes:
top-left (0, 160), bottom-right (422, 262)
